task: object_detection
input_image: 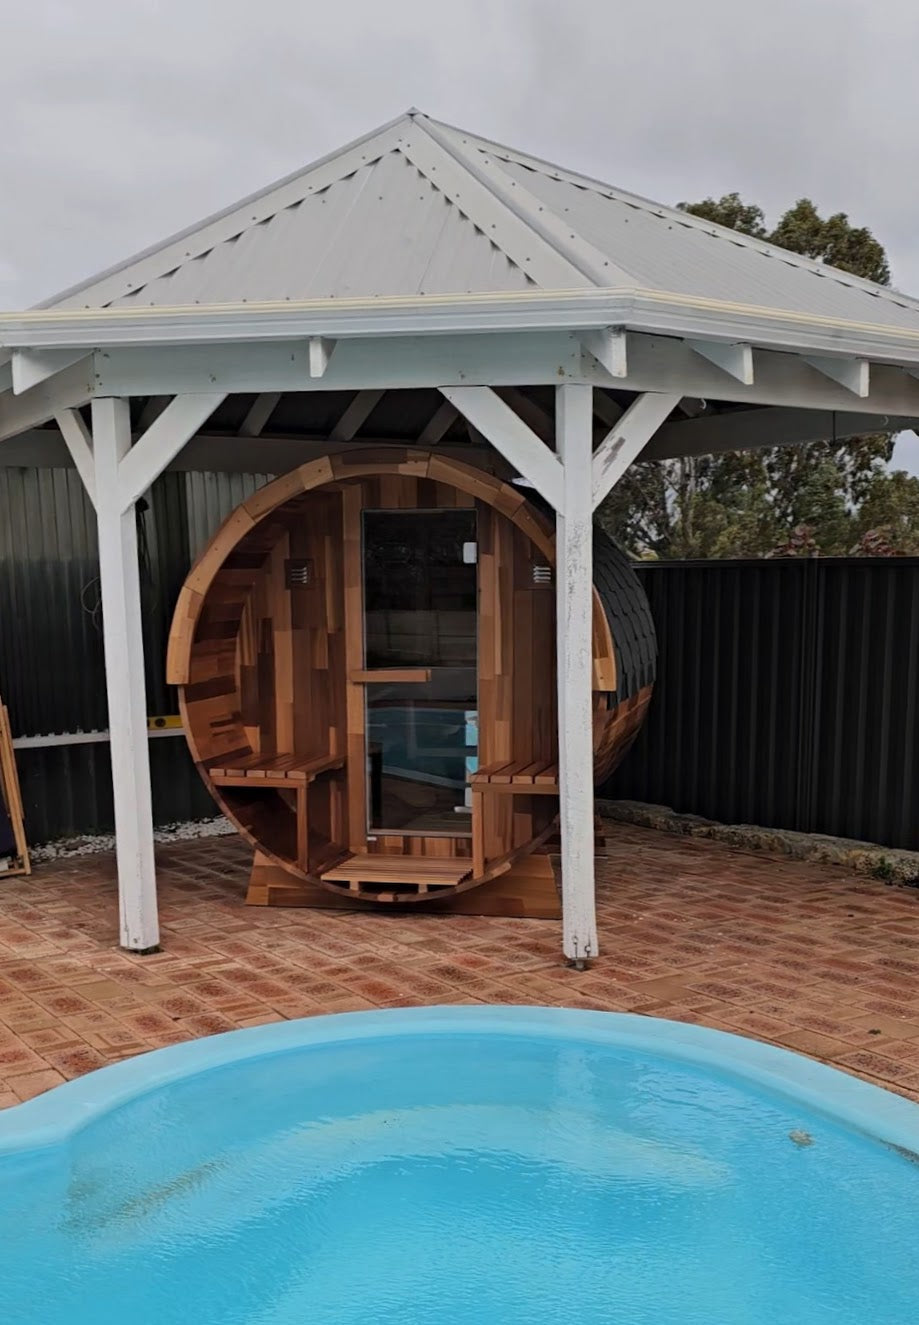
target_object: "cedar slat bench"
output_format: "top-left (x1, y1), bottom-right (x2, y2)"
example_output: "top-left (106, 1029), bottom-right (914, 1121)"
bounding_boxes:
top-left (468, 760), bottom-right (559, 794)
top-left (468, 760), bottom-right (559, 876)
top-left (207, 753), bottom-right (345, 871)
top-left (208, 753), bottom-right (344, 787)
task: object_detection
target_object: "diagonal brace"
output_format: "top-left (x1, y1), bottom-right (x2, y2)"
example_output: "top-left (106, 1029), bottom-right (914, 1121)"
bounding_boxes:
top-left (591, 391), bottom-right (682, 510)
top-left (439, 385), bottom-right (565, 510)
top-left (55, 408), bottom-right (96, 508)
top-left (117, 392), bottom-right (226, 510)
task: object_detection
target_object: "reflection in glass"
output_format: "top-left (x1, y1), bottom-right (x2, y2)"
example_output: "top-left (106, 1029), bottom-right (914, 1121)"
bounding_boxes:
top-left (362, 511), bottom-right (478, 834)
top-left (363, 511), bottom-right (477, 669)
top-left (366, 678), bottom-right (477, 833)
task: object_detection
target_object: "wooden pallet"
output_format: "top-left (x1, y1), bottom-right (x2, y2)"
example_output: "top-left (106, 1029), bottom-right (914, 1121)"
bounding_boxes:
top-left (0, 702), bottom-right (29, 877)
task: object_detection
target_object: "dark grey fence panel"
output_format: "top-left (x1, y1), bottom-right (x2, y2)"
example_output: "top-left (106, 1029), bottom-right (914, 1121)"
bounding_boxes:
top-left (3, 469), bottom-right (917, 851)
top-left (607, 557), bottom-right (919, 851)
top-left (1, 467), bottom-right (270, 843)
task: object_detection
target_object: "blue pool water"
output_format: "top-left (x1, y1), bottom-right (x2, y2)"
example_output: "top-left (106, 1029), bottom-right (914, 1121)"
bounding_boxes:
top-left (1, 1008), bottom-right (918, 1324)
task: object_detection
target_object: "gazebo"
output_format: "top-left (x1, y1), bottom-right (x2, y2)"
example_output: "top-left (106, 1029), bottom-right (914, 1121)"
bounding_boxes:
top-left (2, 109), bottom-right (919, 965)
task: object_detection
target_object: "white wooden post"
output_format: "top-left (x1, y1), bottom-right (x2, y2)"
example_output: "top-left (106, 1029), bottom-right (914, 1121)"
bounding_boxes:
top-left (555, 383), bottom-right (598, 966)
top-left (92, 397), bottom-right (160, 952)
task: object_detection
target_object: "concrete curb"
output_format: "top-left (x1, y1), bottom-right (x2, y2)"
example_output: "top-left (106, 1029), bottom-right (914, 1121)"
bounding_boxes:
top-left (598, 799), bottom-right (919, 886)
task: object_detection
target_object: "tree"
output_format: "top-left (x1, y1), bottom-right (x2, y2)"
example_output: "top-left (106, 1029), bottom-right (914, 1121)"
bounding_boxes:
top-left (599, 194), bottom-right (911, 558)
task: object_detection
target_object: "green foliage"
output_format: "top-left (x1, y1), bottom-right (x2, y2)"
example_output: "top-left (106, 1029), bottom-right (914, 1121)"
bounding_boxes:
top-left (679, 192), bottom-right (767, 238)
top-left (600, 194), bottom-right (912, 558)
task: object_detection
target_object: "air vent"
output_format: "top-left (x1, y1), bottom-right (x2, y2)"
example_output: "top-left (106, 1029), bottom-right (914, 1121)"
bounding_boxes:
top-left (285, 558), bottom-right (315, 588)
top-left (532, 565), bottom-right (553, 585)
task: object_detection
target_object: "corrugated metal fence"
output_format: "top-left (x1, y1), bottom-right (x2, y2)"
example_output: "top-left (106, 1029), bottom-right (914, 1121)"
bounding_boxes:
top-left (3, 474), bottom-right (918, 851)
top-left (605, 558), bottom-right (919, 851)
top-left (0, 468), bottom-right (270, 842)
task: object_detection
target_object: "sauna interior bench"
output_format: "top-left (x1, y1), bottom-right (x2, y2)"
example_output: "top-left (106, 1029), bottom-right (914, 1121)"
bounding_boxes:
top-left (207, 753), bottom-right (344, 788)
top-left (469, 760), bottom-right (560, 794)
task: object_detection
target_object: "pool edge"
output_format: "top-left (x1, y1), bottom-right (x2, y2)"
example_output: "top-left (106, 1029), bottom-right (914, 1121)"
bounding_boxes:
top-left (1, 1006), bottom-right (918, 1157)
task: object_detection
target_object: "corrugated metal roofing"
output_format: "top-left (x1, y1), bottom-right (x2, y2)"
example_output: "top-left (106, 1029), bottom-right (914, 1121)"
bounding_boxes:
top-left (41, 111), bottom-right (919, 337)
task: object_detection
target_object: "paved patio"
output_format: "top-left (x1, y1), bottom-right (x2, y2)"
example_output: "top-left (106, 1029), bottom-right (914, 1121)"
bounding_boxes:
top-left (1, 823), bottom-right (918, 1108)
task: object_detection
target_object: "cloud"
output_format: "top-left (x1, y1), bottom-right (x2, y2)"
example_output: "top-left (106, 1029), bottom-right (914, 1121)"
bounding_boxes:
top-left (3, 0), bottom-right (919, 316)
top-left (893, 432), bottom-right (919, 478)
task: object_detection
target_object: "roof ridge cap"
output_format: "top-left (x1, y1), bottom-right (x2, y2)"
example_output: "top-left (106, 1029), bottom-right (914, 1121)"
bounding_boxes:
top-left (413, 116), bottom-right (634, 290)
top-left (443, 123), bottom-right (919, 315)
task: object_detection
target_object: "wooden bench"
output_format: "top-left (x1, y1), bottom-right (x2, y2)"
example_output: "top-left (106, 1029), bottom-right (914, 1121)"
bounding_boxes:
top-left (207, 753), bottom-right (345, 870)
top-left (468, 760), bottom-right (558, 876)
top-left (468, 760), bottom-right (559, 794)
top-left (208, 752), bottom-right (344, 787)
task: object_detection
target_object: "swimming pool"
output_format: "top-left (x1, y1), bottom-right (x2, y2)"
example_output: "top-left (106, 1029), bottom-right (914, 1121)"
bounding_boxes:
top-left (1, 1006), bottom-right (917, 1324)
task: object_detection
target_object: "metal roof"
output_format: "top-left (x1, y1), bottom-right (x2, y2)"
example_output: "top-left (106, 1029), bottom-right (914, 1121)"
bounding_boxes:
top-left (39, 110), bottom-right (919, 335)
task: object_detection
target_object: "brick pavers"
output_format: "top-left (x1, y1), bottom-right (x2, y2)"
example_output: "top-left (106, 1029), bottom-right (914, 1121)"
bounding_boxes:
top-left (1, 825), bottom-right (918, 1107)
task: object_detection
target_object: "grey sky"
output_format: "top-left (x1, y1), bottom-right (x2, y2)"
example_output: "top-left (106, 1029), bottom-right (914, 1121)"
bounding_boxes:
top-left (4, 0), bottom-right (919, 468)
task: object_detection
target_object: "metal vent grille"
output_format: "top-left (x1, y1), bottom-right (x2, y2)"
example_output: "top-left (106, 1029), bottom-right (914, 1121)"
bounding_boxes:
top-left (532, 564), bottom-right (553, 585)
top-left (285, 558), bottom-right (315, 588)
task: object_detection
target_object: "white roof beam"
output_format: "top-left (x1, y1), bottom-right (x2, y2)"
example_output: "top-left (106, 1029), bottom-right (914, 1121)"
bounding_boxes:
top-left (592, 390), bottom-right (624, 429)
top-left (239, 391), bottom-right (282, 437)
top-left (802, 355), bottom-right (870, 398)
top-left (645, 406), bottom-right (913, 461)
top-left (136, 395), bottom-right (170, 433)
top-left (579, 328), bottom-right (628, 378)
top-left (495, 387), bottom-right (554, 442)
top-left (89, 334), bottom-right (583, 397)
top-left (0, 356), bottom-right (95, 443)
top-left (416, 400), bottom-right (458, 444)
top-left (591, 391), bottom-right (682, 510)
top-left (11, 347), bottom-right (91, 395)
top-left (1, 335), bottom-right (907, 422)
top-left (330, 388), bottom-right (384, 441)
top-left (9, 290), bottom-right (919, 364)
top-left (309, 336), bottom-right (335, 378)
top-left (440, 385), bottom-right (565, 510)
top-left (686, 339), bottom-right (754, 385)
top-left (54, 408), bottom-right (96, 507)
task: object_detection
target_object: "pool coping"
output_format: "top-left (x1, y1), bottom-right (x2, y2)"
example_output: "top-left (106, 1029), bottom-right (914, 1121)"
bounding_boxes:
top-left (1, 1006), bottom-right (918, 1156)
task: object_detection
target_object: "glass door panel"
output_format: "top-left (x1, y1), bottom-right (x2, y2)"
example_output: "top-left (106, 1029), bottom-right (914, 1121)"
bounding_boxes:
top-left (362, 511), bottom-right (477, 834)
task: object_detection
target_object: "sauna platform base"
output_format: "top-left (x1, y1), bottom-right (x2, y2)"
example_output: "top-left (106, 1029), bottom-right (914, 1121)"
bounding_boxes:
top-left (245, 850), bottom-right (561, 918)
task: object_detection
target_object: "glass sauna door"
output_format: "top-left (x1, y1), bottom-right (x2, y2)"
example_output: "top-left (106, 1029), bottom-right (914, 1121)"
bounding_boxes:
top-left (362, 510), bottom-right (477, 835)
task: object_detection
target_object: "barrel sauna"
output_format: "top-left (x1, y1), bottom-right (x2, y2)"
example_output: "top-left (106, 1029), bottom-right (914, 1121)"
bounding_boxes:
top-left (167, 449), bottom-right (655, 916)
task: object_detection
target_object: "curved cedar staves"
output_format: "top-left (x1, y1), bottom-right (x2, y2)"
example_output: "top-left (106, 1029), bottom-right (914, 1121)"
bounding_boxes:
top-left (168, 449), bottom-right (654, 907)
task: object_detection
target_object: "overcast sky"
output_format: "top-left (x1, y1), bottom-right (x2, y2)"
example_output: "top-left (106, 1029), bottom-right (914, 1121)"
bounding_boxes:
top-left (4, 0), bottom-right (919, 470)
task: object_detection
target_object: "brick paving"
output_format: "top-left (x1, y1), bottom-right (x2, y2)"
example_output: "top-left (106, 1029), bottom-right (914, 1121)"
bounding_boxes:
top-left (1, 824), bottom-right (918, 1108)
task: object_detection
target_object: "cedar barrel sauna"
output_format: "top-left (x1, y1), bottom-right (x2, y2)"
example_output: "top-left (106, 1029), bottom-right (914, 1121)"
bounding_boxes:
top-left (167, 449), bottom-right (655, 918)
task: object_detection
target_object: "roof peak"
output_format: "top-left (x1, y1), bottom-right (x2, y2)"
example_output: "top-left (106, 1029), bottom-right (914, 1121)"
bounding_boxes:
top-left (34, 111), bottom-right (919, 333)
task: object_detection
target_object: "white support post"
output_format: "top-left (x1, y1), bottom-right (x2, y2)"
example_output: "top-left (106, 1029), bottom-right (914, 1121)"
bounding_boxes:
top-left (555, 383), bottom-right (599, 966)
top-left (92, 397), bottom-right (160, 952)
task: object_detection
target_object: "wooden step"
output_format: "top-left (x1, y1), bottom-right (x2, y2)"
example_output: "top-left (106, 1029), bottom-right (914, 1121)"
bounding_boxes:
top-left (321, 852), bottom-right (471, 894)
top-left (246, 849), bottom-right (559, 917)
